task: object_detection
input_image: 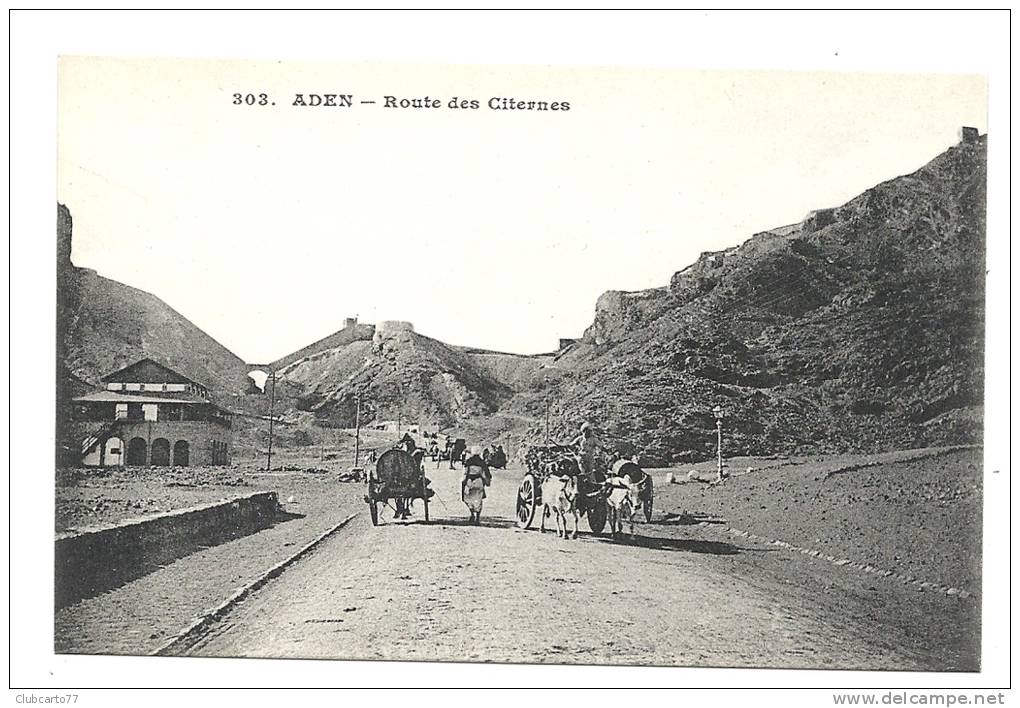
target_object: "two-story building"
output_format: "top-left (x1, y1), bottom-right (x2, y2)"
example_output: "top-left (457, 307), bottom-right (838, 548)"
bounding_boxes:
top-left (73, 358), bottom-right (232, 467)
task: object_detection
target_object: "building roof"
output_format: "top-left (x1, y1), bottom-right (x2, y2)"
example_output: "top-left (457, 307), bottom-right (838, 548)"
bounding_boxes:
top-left (72, 391), bottom-right (206, 405)
top-left (100, 357), bottom-right (205, 387)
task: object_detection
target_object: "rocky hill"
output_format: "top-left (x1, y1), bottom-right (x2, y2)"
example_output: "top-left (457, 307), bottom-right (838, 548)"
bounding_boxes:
top-left (536, 135), bottom-right (986, 464)
top-left (56, 204), bottom-right (253, 398)
top-left (56, 133), bottom-right (987, 465)
top-left (272, 321), bottom-right (522, 430)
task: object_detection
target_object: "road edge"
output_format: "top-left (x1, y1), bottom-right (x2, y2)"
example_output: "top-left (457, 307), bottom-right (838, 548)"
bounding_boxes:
top-left (152, 512), bottom-right (358, 657)
top-left (725, 526), bottom-right (977, 600)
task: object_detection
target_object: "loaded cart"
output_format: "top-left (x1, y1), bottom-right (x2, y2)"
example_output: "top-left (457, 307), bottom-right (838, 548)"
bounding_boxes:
top-left (515, 444), bottom-right (608, 534)
top-left (365, 448), bottom-right (433, 525)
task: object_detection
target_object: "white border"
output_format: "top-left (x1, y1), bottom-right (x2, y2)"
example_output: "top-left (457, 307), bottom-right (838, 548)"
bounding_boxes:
top-left (8, 8), bottom-right (1012, 697)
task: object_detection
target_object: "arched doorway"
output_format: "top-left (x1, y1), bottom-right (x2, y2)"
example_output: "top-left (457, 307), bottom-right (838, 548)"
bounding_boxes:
top-left (126, 437), bottom-right (147, 466)
top-left (103, 437), bottom-right (123, 467)
top-left (173, 440), bottom-right (190, 467)
top-left (151, 438), bottom-right (171, 466)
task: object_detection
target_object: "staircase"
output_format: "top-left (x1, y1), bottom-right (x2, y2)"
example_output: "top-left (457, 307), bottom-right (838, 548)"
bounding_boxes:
top-left (80, 421), bottom-right (119, 459)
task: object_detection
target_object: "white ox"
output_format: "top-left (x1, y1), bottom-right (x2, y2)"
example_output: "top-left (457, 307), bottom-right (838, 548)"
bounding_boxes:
top-left (605, 476), bottom-right (638, 538)
top-left (540, 462), bottom-right (579, 539)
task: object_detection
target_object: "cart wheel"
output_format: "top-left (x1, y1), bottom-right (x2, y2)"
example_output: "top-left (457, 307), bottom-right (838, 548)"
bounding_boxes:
top-left (587, 498), bottom-right (608, 535)
top-left (369, 500), bottom-right (379, 526)
top-left (516, 474), bottom-right (538, 529)
top-left (423, 497), bottom-right (430, 523)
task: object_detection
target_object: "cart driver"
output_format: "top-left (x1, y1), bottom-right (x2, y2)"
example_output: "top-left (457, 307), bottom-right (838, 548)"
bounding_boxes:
top-left (570, 422), bottom-right (599, 482)
top-left (398, 432), bottom-right (417, 454)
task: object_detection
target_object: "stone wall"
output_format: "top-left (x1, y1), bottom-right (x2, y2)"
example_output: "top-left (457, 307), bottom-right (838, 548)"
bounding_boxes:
top-left (54, 491), bottom-right (279, 608)
top-left (959, 126), bottom-right (980, 144)
top-left (583, 288), bottom-right (666, 348)
top-left (375, 320), bottom-right (415, 336)
top-left (373, 320), bottom-right (416, 348)
top-left (271, 321), bottom-right (376, 372)
top-left (57, 203), bottom-right (73, 265)
top-left (804, 207), bottom-right (836, 232)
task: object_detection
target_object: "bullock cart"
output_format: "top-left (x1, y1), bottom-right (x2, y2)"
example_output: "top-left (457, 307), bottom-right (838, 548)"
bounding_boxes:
top-left (365, 448), bottom-right (433, 525)
top-left (515, 444), bottom-right (608, 534)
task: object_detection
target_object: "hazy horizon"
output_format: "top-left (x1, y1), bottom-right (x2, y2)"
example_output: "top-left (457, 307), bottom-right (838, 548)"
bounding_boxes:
top-left (57, 58), bottom-right (987, 363)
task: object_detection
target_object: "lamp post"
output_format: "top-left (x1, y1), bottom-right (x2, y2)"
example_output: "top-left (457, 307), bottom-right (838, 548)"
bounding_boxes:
top-left (712, 404), bottom-right (724, 482)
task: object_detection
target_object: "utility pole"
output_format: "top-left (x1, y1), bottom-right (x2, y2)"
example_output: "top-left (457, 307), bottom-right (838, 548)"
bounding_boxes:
top-left (543, 373), bottom-right (551, 442)
top-left (353, 393), bottom-right (362, 467)
top-left (545, 396), bottom-right (551, 442)
top-left (397, 378), bottom-right (404, 435)
top-left (712, 404), bottom-right (724, 482)
top-left (266, 370), bottom-right (277, 472)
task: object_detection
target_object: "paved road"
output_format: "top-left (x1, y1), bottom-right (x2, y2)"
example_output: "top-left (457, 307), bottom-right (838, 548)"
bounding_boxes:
top-left (184, 463), bottom-right (933, 669)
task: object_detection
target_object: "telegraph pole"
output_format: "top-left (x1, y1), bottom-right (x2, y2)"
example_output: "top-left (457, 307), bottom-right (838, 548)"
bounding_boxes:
top-left (397, 378), bottom-right (404, 435)
top-left (713, 404), bottom-right (724, 482)
top-left (545, 396), bottom-right (551, 442)
top-left (543, 373), bottom-right (551, 442)
top-left (266, 370), bottom-right (277, 472)
top-left (353, 393), bottom-right (362, 467)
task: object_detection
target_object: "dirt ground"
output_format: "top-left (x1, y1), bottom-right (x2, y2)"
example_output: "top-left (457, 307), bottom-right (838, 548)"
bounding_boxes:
top-left (56, 446), bottom-right (981, 670)
top-left (179, 449), bottom-right (980, 671)
top-left (654, 447), bottom-right (982, 590)
top-left (56, 459), bottom-right (352, 533)
top-left (649, 447), bottom-right (982, 671)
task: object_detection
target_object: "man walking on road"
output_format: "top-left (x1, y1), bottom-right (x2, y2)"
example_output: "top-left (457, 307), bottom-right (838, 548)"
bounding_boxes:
top-left (461, 445), bottom-right (491, 502)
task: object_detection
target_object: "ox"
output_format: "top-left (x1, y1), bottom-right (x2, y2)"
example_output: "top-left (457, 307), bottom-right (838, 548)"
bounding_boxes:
top-left (605, 476), bottom-right (637, 538)
top-left (540, 460), bottom-right (580, 539)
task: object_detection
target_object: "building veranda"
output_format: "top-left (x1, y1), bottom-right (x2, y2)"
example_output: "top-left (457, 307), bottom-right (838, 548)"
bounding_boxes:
top-left (72, 358), bottom-right (233, 468)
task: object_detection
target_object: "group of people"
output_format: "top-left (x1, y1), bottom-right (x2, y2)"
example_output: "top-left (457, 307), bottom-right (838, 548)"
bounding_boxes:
top-left (366, 422), bottom-right (624, 479)
top-left (363, 421), bottom-right (637, 522)
top-left (481, 445), bottom-right (508, 469)
top-left (381, 433), bottom-right (497, 511)
top-left (423, 437), bottom-right (508, 471)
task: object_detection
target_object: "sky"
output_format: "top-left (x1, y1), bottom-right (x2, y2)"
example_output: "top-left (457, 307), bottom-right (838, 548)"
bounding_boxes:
top-left (57, 58), bottom-right (987, 362)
